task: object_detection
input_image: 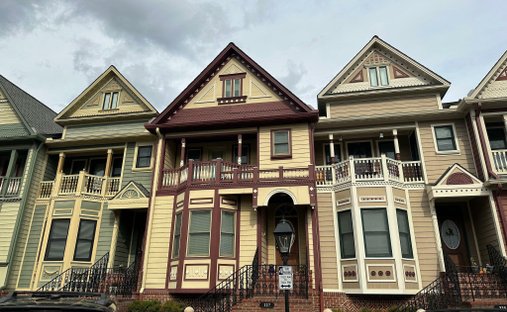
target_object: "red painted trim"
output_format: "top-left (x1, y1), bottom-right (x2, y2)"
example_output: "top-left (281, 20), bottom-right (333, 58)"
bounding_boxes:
top-left (176, 190), bottom-right (190, 289)
top-left (270, 128), bottom-right (292, 159)
top-left (235, 195), bottom-right (241, 271)
top-left (494, 189), bottom-right (507, 251)
top-left (164, 195), bottom-right (178, 289)
top-left (157, 138), bottom-right (166, 192)
top-left (465, 113), bottom-right (485, 181)
top-left (208, 190), bottom-right (221, 288)
top-left (219, 73), bottom-right (246, 81)
top-left (475, 107), bottom-right (498, 179)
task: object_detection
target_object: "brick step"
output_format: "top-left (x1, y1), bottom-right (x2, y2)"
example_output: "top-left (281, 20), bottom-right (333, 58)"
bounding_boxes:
top-left (462, 298), bottom-right (507, 308)
top-left (457, 273), bottom-right (507, 301)
top-left (231, 296), bottom-right (317, 312)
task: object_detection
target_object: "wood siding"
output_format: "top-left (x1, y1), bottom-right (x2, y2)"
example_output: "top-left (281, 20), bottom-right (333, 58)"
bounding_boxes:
top-left (0, 101), bottom-right (22, 125)
top-left (259, 123), bottom-right (311, 170)
top-left (239, 196), bottom-right (256, 267)
top-left (317, 192), bottom-right (339, 289)
top-left (95, 203), bottom-right (115, 260)
top-left (328, 95), bottom-right (439, 120)
top-left (145, 195), bottom-right (174, 289)
top-left (408, 190), bottom-right (439, 286)
top-left (64, 121), bottom-right (149, 140)
top-left (122, 142), bottom-right (154, 192)
top-left (418, 120), bottom-right (476, 183)
top-left (471, 197), bottom-right (499, 264)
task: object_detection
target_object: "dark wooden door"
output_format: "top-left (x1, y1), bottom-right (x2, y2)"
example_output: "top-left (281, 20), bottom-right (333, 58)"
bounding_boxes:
top-left (438, 207), bottom-right (470, 268)
top-left (275, 217), bottom-right (299, 266)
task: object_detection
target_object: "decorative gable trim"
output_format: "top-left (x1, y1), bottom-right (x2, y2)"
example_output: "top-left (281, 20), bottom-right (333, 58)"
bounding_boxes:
top-left (109, 181), bottom-right (150, 210)
top-left (428, 163), bottom-right (487, 200)
top-left (55, 65), bottom-right (157, 123)
top-left (393, 66), bottom-right (410, 79)
top-left (318, 36), bottom-right (450, 99)
top-left (468, 50), bottom-right (507, 99)
top-left (148, 42), bottom-right (317, 131)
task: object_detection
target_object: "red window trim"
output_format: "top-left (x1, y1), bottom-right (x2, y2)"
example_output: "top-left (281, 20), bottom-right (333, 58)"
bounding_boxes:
top-left (270, 129), bottom-right (292, 159)
top-left (220, 73), bottom-right (245, 99)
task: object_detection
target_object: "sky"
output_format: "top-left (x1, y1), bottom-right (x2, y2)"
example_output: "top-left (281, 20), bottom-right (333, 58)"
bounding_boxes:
top-left (0, 0), bottom-right (506, 113)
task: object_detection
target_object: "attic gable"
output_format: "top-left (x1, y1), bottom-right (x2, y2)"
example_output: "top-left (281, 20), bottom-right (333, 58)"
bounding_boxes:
top-left (468, 50), bottom-right (507, 100)
top-left (148, 42), bottom-right (318, 132)
top-left (56, 66), bottom-right (157, 123)
top-left (319, 36), bottom-right (450, 98)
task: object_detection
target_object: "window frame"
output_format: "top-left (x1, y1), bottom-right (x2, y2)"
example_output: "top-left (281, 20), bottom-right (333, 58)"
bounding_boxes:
top-left (45, 219), bottom-right (71, 261)
top-left (220, 73), bottom-right (246, 99)
top-left (73, 219), bottom-right (97, 262)
top-left (271, 129), bottom-right (292, 159)
top-left (368, 66), bottom-right (389, 87)
top-left (486, 125), bottom-right (507, 150)
top-left (396, 209), bottom-right (414, 259)
top-left (133, 144), bottom-right (154, 171)
top-left (377, 140), bottom-right (396, 159)
top-left (337, 210), bottom-right (355, 259)
top-left (361, 208), bottom-right (392, 258)
top-left (431, 123), bottom-right (460, 154)
top-left (172, 212), bottom-right (182, 259)
top-left (186, 147), bottom-right (203, 163)
top-left (219, 210), bottom-right (236, 258)
top-left (101, 91), bottom-right (120, 111)
top-left (187, 210), bottom-right (212, 257)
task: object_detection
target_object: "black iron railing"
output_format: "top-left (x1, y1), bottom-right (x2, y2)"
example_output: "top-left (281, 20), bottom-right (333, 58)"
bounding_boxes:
top-left (487, 244), bottom-right (507, 282)
top-left (185, 250), bottom-right (309, 312)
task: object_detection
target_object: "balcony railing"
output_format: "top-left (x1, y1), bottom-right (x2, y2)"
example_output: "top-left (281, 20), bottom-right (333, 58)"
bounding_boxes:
top-left (316, 156), bottom-right (424, 186)
top-left (38, 171), bottom-right (121, 199)
top-left (0, 176), bottom-right (22, 197)
top-left (492, 149), bottom-right (507, 174)
top-left (160, 160), bottom-right (312, 191)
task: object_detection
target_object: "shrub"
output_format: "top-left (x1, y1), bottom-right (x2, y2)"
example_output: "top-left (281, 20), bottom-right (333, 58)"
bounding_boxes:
top-left (359, 308), bottom-right (372, 312)
top-left (160, 300), bottom-right (184, 312)
top-left (127, 300), bottom-right (162, 312)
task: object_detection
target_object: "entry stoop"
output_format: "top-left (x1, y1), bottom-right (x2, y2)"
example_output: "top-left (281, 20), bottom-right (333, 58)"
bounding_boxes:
top-left (458, 271), bottom-right (507, 307)
top-left (231, 296), bottom-right (318, 312)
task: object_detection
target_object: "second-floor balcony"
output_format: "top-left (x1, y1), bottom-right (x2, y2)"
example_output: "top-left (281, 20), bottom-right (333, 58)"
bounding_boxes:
top-left (160, 160), bottom-right (312, 192)
top-left (315, 156), bottom-right (424, 187)
top-left (38, 171), bottom-right (121, 199)
top-left (0, 176), bottom-right (22, 197)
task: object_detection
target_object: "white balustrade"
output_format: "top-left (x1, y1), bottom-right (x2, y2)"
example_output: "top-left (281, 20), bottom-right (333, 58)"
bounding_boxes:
top-left (492, 149), bottom-right (507, 174)
top-left (39, 181), bottom-right (54, 198)
top-left (106, 177), bottom-right (121, 196)
top-left (402, 161), bottom-right (424, 183)
top-left (82, 173), bottom-right (104, 196)
top-left (316, 165), bottom-right (333, 186)
top-left (353, 157), bottom-right (383, 180)
top-left (59, 175), bottom-right (80, 195)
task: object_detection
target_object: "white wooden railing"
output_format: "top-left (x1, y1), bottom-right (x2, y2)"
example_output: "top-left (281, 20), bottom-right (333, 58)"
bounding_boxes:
top-left (0, 176), bottom-right (22, 197)
top-left (316, 156), bottom-right (424, 186)
top-left (39, 172), bottom-right (121, 198)
top-left (492, 149), bottom-right (507, 174)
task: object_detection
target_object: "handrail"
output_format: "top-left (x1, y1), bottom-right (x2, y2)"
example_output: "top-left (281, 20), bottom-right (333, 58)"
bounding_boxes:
top-left (487, 244), bottom-right (507, 281)
top-left (39, 172), bottom-right (121, 198)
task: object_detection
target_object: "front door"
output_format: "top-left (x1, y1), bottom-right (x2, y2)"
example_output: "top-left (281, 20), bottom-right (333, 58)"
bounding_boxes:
top-left (437, 206), bottom-right (470, 268)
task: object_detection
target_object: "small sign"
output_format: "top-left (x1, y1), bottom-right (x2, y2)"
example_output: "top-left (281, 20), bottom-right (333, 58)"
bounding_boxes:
top-left (260, 302), bottom-right (275, 309)
top-left (495, 305), bottom-right (507, 310)
top-left (278, 265), bottom-right (293, 290)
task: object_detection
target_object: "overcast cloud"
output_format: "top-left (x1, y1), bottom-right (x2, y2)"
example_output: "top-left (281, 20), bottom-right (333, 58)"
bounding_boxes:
top-left (0, 0), bottom-right (506, 112)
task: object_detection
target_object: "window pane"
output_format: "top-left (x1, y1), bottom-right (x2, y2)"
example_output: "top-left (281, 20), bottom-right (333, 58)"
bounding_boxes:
top-left (78, 220), bottom-right (96, 240)
top-left (487, 127), bottom-right (507, 150)
top-left (397, 210), bottom-right (413, 258)
top-left (46, 240), bottom-right (66, 260)
top-left (187, 149), bottom-right (202, 161)
top-left (369, 68), bottom-right (378, 87)
top-left (220, 233), bottom-right (234, 257)
top-left (45, 219), bottom-right (70, 261)
top-left (274, 143), bottom-right (289, 155)
top-left (138, 146), bottom-right (152, 157)
top-left (338, 210), bottom-right (355, 258)
top-left (434, 126), bottom-right (456, 151)
top-left (362, 209), bottom-right (391, 257)
top-left (74, 220), bottom-right (96, 261)
top-left (74, 241), bottom-right (93, 260)
top-left (221, 211), bottom-right (234, 233)
top-left (437, 138), bottom-right (456, 151)
top-left (172, 214), bottom-right (182, 258)
top-left (190, 211), bottom-right (211, 232)
top-left (188, 233), bottom-right (210, 256)
top-left (233, 79), bottom-right (241, 97)
top-left (111, 158), bottom-right (123, 177)
top-left (102, 93), bottom-right (111, 110)
top-left (379, 66), bottom-right (389, 86)
top-left (137, 146), bottom-right (152, 168)
top-left (435, 126), bottom-right (453, 139)
top-left (274, 131), bottom-right (289, 144)
top-left (224, 80), bottom-right (232, 97)
top-left (379, 141), bottom-right (396, 159)
top-left (111, 92), bottom-right (119, 109)
top-left (273, 131), bottom-right (290, 156)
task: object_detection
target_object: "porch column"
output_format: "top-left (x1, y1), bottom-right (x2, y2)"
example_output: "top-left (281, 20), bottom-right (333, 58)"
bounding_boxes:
top-left (429, 198), bottom-right (445, 271)
top-left (104, 149), bottom-right (114, 177)
top-left (393, 129), bottom-right (401, 160)
top-left (237, 134), bottom-right (242, 164)
top-left (328, 134), bottom-right (336, 163)
top-left (56, 152), bottom-right (66, 173)
top-left (179, 138), bottom-right (186, 167)
top-left (0, 149), bottom-right (18, 195)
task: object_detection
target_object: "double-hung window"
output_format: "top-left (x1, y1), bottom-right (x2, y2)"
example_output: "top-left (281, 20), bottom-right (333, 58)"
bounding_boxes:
top-left (369, 66), bottom-right (389, 87)
top-left (102, 92), bottom-right (119, 110)
top-left (486, 126), bottom-right (507, 150)
top-left (224, 78), bottom-right (242, 97)
top-left (220, 211), bottom-right (235, 257)
top-left (272, 130), bottom-right (291, 158)
top-left (434, 125), bottom-right (457, 152)
top-left (338, 210), bottom-right (355, 258)
top-left (187, 210), bottom-right (211, 256)
top-left (45, 219), bottom-right (70, 261)
top-left (74, 220), bottom-right (97, 261)
top-left (361, 209), bottom-right (392, 257)
top-left (172, 213), bottom-right (182, 258)
top-left (396, 209), bottom-right (413, 258)
top-left (136, 146), bottom-right (152, 168)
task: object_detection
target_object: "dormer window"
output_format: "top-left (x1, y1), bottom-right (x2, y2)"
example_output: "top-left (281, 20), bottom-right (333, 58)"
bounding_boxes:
top-left (369, 66), bottom-right (389, 87)
top-left (102, 91), bottom-right (119, 110)
top-left (219, 73), bottom-right (246, 104)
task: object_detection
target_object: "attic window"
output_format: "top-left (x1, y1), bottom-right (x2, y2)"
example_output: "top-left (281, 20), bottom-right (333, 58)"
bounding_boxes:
top-left (219, 73), bottom-right (247, 104)
top-left (369, 66), bottom-right (389, 87)
top-left (102, 92), bottom-right (119, 110)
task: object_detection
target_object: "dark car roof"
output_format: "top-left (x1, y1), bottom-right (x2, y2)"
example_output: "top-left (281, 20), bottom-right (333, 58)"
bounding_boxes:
top-left (0, 292), bottom-right (113, 311)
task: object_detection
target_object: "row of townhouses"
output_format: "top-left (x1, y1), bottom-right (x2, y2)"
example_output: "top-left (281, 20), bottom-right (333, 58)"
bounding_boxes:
top-left (1, 36), bottom-right (507, 311)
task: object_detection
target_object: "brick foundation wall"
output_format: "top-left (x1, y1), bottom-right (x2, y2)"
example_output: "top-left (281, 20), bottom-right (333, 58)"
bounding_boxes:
top-left (322, 292), bottom-right (411, 312)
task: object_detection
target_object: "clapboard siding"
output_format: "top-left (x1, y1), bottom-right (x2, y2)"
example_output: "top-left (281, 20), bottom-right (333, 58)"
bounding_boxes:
top-left (114, 211), bottom-right (132, 267)
top-left (239, 196), bottom-right (256, 268)
top-left (419, 120), bottom-right (476, 183)
top-left (95, 203), bottom-right (114, 260)
top-left (0, 101), bottom-right (22, 125)
top-left (259, 123), bottom-right (311, 170)
top-left (471, 197), bottom-right (499, 264)
top-left (328, 94), bottom-right (438, 120)
top-left (408, 189), bottom-right (439, 286)
top-left (64, 121), bottom-right (149, 140)
top-left (317, 192), bottom-right (339, 289)
top-left (122, 142), bottom-right (154, 192)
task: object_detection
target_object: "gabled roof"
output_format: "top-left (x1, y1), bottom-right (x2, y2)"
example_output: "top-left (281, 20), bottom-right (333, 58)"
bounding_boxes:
top-left (147, 42), bottom-right (318, 132)
top-left (56, 65), bottom-right (157, 123)
top-left (0, 75), bottom-right (62, 136)
top-left (467, 50), bottom-right (507, 99)
top-left (318, 36), bottom-right (450, 99)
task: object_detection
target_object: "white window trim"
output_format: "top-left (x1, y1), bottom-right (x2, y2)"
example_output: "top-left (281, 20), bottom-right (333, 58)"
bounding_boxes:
top-left (367, 65), bottom-right (390, 88)
top-left (132, 143), bottom-right (154, 171)
top-left (431, 123), bottom-right (460, 155)
top-left (101, 90), bottom-right (121, 111)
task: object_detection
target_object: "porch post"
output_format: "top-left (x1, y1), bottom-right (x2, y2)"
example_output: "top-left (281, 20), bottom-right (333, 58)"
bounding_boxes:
top-left (429, 198), bottom-right (445, 271)
top-left (393, 129), bottom-right (401, 160)
top-left (328, 134), bottom-right (336, 163)
top-left (237, 134), bottom-right (242, 165)
top-left (104, 149), bottom-right (114, 177)
top-left (0, 149), bottom-right (18, 195)
top-left (57, 152), bottom-right (66, 173)
top-left (179, 138), bottom-right (186, 167)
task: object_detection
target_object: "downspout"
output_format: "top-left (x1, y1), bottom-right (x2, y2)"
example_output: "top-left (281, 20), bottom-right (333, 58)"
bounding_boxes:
top-left (3, 140), bottom-right (44, 290)
top-left (140, 127), bottom-right (163, 293)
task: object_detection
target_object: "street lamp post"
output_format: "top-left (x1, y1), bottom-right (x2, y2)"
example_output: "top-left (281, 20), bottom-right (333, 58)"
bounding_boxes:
top-left (273, 218), bottom-right (295, 312)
